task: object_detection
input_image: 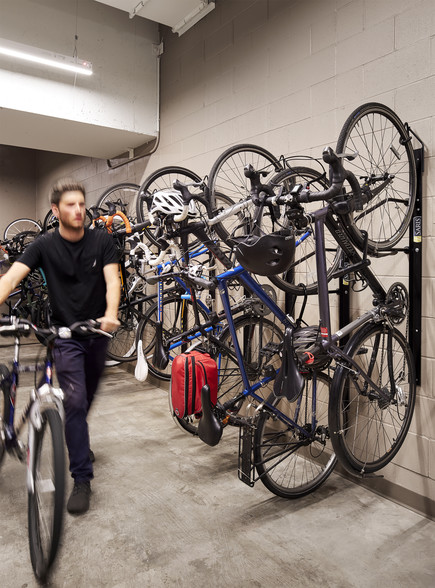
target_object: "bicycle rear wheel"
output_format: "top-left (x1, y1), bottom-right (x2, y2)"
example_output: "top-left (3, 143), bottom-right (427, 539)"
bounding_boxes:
top-left (328, 323), bottom-right (416, 475)
top-left (28, 407), bottom-right (65, 583)
top-left (336, 103), bottom-right (417, 251)
top-left (208, 144), bottom-right (282, 242)
top-left (267, 166), bottom-right (342, 296)
top-left (254, 372), bottom-right (336, 498)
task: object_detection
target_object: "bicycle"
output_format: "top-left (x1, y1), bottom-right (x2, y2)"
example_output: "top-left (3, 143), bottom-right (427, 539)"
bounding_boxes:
top-left (134, 184), bottom-right (336, 498)
top-left (0, 317), bottom-right (109, 582)
top-left (159, 146), bottom-right (415, 495)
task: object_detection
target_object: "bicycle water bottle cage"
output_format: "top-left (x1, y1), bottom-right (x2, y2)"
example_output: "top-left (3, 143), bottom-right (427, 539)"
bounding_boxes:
top-left (273, 327), bottom-right (305, 402)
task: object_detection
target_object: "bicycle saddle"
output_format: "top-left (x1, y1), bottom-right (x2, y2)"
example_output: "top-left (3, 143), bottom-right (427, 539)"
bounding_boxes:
top-left (198, 385), bottom-right (223, 446)
top-left (152, 321), bottom-right (169, 370)
top-left (273, 327), bottom-right (305, 402)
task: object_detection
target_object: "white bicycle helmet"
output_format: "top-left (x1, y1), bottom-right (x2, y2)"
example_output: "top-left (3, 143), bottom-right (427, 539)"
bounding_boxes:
top-left (149, 189), bottom-right (197, 223)
top-left (150, 189), bottom-right (185, 217)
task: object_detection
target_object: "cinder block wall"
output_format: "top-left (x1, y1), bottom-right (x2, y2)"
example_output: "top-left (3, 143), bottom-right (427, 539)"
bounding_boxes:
top-left (144, 0), bottom-right (434, 516)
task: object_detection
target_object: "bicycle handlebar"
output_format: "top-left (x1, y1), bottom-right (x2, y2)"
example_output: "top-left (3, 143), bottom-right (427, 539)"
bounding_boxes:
top-left (296, 147), bottom-right (362, 206)
top-left (0, 317), bottom-right (111, 340)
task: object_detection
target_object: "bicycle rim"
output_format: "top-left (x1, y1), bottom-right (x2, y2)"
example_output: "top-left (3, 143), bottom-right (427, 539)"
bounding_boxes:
top-left (328, 323), bottom-right (416, 474)
top-left (254, 372), bottom-right (337, 498)
top-left (28, 408), bottom-right (65, 582)
top-left (336, 103), bottom-right (417, 251)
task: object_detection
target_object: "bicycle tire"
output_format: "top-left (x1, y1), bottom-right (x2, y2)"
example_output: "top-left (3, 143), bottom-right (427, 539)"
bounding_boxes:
top-left (266, 166), bottom-right (342, 296)
top-left (28, 407), bottom-right (65, 583)
top-left (254, 371), bottom-right (337, 498)
top-left (169, 314), bottom-right (283, 436)
top-left (328, 322), bottom-right (416, 475)
top-left (3, 218), bottom-right (42, 241)
top-left (207, 144), bottom-right (282, 242)
top-left (97, 182), bottom-right (140, 223)
top-left (136, 167), bottom-right (203, 245)
top-left (336, 102), bottom-right (417, 251)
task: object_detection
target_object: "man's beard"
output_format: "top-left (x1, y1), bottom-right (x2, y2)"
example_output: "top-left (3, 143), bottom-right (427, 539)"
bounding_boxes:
top-left (58, 213), bottom-right (85, 231)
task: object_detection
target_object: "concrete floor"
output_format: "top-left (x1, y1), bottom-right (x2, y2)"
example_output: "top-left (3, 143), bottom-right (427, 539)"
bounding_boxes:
top-left (1, 341), bottom-right (435, 588)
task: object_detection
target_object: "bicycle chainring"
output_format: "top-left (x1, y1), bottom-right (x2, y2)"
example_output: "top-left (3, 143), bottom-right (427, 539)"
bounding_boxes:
top-left (385, 282), bottom-right (409, 325)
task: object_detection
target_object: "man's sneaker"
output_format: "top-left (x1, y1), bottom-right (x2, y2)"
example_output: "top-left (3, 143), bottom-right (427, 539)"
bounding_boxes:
top-left (67, 481), bottom-right (91, 514)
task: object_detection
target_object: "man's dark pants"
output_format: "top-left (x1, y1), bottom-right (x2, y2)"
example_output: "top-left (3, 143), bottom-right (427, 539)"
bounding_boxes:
top-left (54, 336), bottom-right (109, 482)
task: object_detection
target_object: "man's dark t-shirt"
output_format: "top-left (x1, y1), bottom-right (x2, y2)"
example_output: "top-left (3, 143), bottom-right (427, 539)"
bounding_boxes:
top-left (18, 228), bottom-right (118, 327)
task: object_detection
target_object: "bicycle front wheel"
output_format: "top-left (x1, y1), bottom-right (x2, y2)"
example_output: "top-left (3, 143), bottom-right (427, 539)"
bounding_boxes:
top-left (328, 323), bottom-right (416, 475)
top-left (336, 103), bottom-right (417, 251)
top-left (208, 144), bottom-right (282, 242)
top-left (254, 372), bottom-right (337, 498)
top-left (28, 407), bottom-right (65, 583)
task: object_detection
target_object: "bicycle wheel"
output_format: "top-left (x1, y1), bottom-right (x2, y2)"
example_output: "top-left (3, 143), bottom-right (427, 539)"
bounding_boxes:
top-left (96, 182), bottom-right (140, 223)
top-left (136, 167), bottom-right (203, 243)
top-left (208, 144), bottom-right (282, 242)
top-left (336, 103), bottom-right (417, 251)
top-left (267, 167), bottom-right (342, 296)
top-left (254, 371), bottom-right (337, 498)
top-left (4, 218), bottom-right (42, 240)
top-left (136, 294), bottom-right (211, 383)
top-left (328, 322), bottom-right (416, 475)
top-left (28, 407), bottom-right (65, 582)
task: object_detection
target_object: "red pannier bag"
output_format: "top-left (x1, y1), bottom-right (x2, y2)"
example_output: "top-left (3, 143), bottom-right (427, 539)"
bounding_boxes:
top-left (171, 350), bottom-right (218, 418)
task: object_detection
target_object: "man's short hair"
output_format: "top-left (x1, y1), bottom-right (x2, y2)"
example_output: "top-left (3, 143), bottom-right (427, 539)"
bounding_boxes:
top-left (50, 179), bottom-right (86, 206)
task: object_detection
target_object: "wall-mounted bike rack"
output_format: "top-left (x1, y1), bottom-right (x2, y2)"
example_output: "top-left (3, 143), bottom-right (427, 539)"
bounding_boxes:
top-left (338, 132), bottom-right (424, 385)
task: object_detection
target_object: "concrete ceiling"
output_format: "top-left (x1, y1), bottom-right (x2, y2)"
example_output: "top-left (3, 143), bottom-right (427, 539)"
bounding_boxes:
top-left (94, 0), bottom-right (215, 33)
top-left (1, 1), bottom-right (215, 160)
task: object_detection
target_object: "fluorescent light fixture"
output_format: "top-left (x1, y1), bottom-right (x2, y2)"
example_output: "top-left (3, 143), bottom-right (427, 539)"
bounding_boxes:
top-left (0, 38), bottom-right (93, 76)
top-left (172, 1), bottom-right (215, 36)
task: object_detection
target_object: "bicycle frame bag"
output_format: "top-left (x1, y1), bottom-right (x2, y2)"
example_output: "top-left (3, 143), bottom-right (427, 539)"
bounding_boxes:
top-left (171, 350), bottom-right (218, 418)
